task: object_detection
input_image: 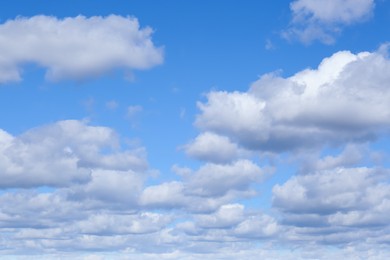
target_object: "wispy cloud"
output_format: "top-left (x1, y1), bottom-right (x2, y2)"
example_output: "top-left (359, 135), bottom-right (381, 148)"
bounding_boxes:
top-left (283, 0), bottom-right (375, 44)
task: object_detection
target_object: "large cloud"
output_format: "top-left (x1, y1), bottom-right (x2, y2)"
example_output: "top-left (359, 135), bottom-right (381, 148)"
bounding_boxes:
top-left (0, 120), bottom-right (389, 258)
top-left (0, 15), bottom-right (163, 83)
top-left (284, 0), bottom-right (375, 44)
top-left (195, 47), bottom-right (390, 152)
top-left (0, 120), bottom-right (147, 188)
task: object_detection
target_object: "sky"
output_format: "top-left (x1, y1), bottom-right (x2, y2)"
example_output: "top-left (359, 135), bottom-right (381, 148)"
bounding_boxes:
top-left (0, 0), bottom-right (390, 259)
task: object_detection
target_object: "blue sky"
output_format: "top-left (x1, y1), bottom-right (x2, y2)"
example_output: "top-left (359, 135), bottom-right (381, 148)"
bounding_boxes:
top-left (1, 0), bottom-right (390, 259)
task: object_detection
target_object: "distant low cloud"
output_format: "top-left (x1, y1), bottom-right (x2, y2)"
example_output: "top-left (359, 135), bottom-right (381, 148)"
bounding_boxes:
top-left (0, 120), bottom-right (389, 258)
top-left (283, 0), bottom-right (375, 44)
top-left (0, 15), bottom-right (163, 83)
top-left (0, 120), bottom-right (147, 188)
top-left (140, 160), bottom-right (267, 212)
top-left (196, 46), bottom-right (390, 152)
top-left (273, 165), bottom-right (390, 245)
top-left (0, 119), bottom-right (274, 255)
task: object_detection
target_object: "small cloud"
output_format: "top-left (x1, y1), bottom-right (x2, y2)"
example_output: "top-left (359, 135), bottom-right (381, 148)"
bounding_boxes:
top-left (127, 105), bottom-right (143, 118)
top-left (106, 100), bottom-right (119, 111)
top-left (82, 97), bottom-right (95, 113)
top-left (265, 39), bottom-right (275, 50)
top-left (172, 87), bottom-right (180, 94)
top-left (124, 71), bottom-right (136, 82)
top-left (180, 107), bottom-right (186, 119)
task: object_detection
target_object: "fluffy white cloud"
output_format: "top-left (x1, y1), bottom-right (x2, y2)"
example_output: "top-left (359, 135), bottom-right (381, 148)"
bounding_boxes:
top-left (75, 212), bottom-right (172, 235)
top-left (233, 214), bottom-right (279, 238)
top-left (0, 15), bottom-right (163, 83)
top-left (140, 160), bottom-right (267, 212)
top-left (0, 193), bottom-right (173, 254)
top-left (140, 181), bottom-right (188, 209)
top-left (196, 47), bottom-right (390, 152)
top-left (273, 167), bottom-right (388, 214)
top-left (298, 143), bottom-right (367, 174)
top-left (273, 165), bottom-right (390, 245)
top-left (0, 120), bottom-right (147, 188)
top-left (285, 0), bottom-right (375, 44)
top-left (184, 132), bottom-right (240, 163)
top-left (140, 182), bottom-right (257, 214)
top-left (194, 204), bottom-right (245, 228)
top-left (68, 169), bottom-right (144, 206)
top-left (186, 160), bottom-right (266, 197)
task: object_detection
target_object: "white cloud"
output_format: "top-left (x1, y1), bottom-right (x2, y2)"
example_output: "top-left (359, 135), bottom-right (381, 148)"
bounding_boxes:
top-left (184, 132), bottom-right (241, 163)
top-left (140, 160), bottom-right (267, 212)
top-left (298, 143), bottom-right (367, 173)
top-left (139, 181), bottom-right (187, 209)
top-left (233, 214), bottom-right (279, 238)
top-left (273, 167), bottom-right (387, 214)
top-left (0, 15), bottom-right (163, 83)
top-left (195, 204), bottom-right (244, 228)
top-left (69, 169), bottom-right (144, 206)
top-left (196, 47), bottom-right (390, 152)
top-left (0, 191), bottom-right (85, 230)
top-left (186, 160), bottom-right (266, 197)
top-left (75, 212), bottom-right (172, 235)
top-left (196, 92), bottom-right (267, 145)
top-left (140, 181), bottom-right (256, 214)
top-left (0, 120), bottom-right (147, 188)
top-left (173, 204), bottom-right (279, 246)
top-left (272, 165), bottom-right (390, 245)
top-left (284, 0), bottom-right (375, 44)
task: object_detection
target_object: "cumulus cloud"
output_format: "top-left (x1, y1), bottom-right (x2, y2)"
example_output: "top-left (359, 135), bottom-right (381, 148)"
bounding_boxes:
top-left (0, 117), bottom-right (173, 254)
top-left (284, 0), bottom-right (375, 44)
top-left (194, 204), bottom-right (245, 229)
top-left (233, 214), bottom-right (279, 238)
top-left (184, 132), bottom-right (240, 163)
top-left (0, 15), bottom-right (163, 83)
top-left (75, 212), bottom-right (172, 235)
top-left (140, 181), bottom-right (188, 209)
top-left (298, 143), bottom-right (368, 173)
top-left (0, 120), bottom-right (147, 188)
top-left (0, 191), bottom-right (174, 254)
top-left (68, 169), bottom-right (144, 206)
top-left (175, 204), bottom-right (279, 249)
top-left (186, 160), bottom-right (266, 197)
top-left (140, 160), bottom-right (267, 213)
top-left (196, 47), bottom-right (390, 152)
top-left (273, 165), bottom-right (390, 244)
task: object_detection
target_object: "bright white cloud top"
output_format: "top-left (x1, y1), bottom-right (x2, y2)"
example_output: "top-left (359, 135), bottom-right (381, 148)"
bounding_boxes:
top-left (196, 47), bottom-right (390, 152)
top-left (0, 1), bottom-right (390, 259)
top-left (0, 15), bottom-right (163, 83)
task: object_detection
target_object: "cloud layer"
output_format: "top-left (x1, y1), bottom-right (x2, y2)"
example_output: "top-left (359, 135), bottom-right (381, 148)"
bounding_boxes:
top-left (0, 15), bottom-right (163, 83)
top-left (0, 10), bottom-right (389, 258)
top-left (0, 120), bottom-right (274, 255)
